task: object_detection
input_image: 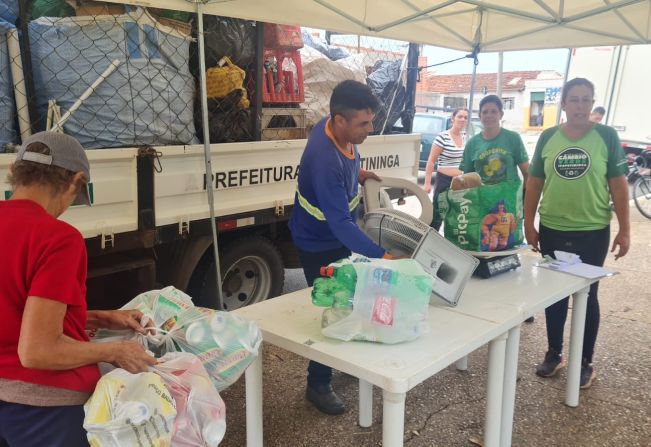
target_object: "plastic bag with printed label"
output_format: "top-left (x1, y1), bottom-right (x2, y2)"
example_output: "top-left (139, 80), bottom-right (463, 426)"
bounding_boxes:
top-left (89, 286), bottom-right (194, 358)
top-left (153, 353), bottom-right (226, 447)
top-left (320, 257), bottom-right (433, 344)
top-left (84, 369), bottom-right (177, 447)
top-left (170, 307), bottom-right (262, 391)
top-left (122, 286), bottom-right (195, 331)
top-left (438, 180), bottom-right (523, 252)
top-left (90, 286), bottom-right (262, 391)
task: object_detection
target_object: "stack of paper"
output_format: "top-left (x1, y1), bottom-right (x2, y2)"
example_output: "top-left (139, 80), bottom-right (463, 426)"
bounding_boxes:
top-left (536, 251), bottom-right (617, 279)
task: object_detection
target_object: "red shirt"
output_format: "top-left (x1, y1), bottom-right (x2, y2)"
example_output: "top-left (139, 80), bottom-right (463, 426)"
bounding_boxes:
top-left (0, 200), bottom-right (100, 392)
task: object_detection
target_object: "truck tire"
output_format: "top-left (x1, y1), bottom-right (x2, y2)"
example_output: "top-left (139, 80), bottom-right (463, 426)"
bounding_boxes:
top-left (188, 236), bottom-right (285, 310)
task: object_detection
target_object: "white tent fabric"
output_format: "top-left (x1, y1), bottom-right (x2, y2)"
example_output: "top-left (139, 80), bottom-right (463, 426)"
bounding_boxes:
top-left (106, 0), bottom-right (651, 51)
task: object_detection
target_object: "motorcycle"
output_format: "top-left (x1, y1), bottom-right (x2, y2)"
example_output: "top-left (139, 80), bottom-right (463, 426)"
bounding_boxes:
top-left (626, 148), bottom-right (651, 183)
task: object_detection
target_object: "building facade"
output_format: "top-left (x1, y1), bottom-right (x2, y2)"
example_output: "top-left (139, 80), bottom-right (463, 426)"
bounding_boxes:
top-left (416, 70), bottom-right (564, 132)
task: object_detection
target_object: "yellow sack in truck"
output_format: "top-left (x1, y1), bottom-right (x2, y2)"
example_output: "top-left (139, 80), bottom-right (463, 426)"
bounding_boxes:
top-left (84, 369), bottom-right (177, 447)
top-left (206, 56), bottom-right (250, 108)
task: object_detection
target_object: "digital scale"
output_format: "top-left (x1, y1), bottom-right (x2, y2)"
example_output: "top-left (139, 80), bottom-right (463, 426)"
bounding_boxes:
top-left (467, 249), bottom-right (522, 279)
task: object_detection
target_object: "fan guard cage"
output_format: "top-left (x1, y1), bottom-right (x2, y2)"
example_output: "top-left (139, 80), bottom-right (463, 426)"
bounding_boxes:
top-left (363, 209), bottom-right (430, 255)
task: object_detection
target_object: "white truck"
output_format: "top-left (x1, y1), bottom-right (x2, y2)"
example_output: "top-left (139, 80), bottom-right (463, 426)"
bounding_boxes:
top-left (568, 45), bottom-right (651, 161)
top-left (1, 135), bottom-right (420, 310)
top-left (1, 2), bottom-right (422, 311)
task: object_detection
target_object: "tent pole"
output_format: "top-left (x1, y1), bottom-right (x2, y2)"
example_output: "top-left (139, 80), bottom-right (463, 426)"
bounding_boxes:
top-left (403, 43), bottom-right (420, 134)
top-left (467, 58), bottom-right (478, 134)
top-left (496, 52), bottom-right (503, 98)
top-left (197, 0), bottom-right (225, 310)
top-left (556, 48), bottom-right (572, 125)
top-left (605, 46), bottom-right (624, 125)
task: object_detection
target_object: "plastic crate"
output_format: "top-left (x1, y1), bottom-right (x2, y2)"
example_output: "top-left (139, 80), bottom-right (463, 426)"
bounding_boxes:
top-left (262, 49), bottom-right (304, 104)
top-left (263, 24), bottom-right (303, 49)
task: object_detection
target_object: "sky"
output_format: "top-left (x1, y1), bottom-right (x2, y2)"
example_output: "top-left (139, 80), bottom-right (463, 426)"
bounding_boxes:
top-left (422, 46), bottom-right (570, 75)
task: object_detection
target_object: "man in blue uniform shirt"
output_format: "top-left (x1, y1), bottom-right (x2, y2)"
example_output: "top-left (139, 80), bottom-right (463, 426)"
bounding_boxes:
top-left (289, 80), bottom-right (391, 415)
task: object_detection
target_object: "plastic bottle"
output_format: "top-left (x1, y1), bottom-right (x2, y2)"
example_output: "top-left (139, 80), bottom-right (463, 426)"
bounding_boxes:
top-left (320, 264), bottom-right (357, 288)
top-left (121, 401), bottom-right (151, 425)
top-left (185, 321), bottom-right (210, 347)
top-left (311, 277), bottom-right (353, 308)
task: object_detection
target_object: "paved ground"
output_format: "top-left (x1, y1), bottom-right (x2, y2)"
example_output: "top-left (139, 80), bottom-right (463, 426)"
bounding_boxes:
top-left (218, 200), bottom-right (650, 446)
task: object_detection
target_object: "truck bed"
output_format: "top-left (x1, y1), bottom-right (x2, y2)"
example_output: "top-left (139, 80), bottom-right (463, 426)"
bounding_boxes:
top-left (1, 134), bottom-right (421, 237)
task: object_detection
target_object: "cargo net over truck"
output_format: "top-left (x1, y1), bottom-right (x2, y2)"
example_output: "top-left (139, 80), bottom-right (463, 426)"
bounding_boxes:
top-left (0, 0), bottom-right (414, 152)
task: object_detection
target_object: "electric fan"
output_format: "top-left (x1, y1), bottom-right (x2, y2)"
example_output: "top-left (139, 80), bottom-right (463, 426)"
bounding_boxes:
top-left (361, 177), bottom-right (479, 306)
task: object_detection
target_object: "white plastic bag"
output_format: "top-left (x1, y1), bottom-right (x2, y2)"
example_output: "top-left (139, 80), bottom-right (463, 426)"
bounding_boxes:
top-left (90, 286), bottom-right (194, 352)
top-left (321, 257), bottom-right (433, 344)
top-left (152, 353), bottom-right (226, 447)
top-left (123, 286), bottom-right (195, 333)
top-left (84, 369), bottom-right (177, 447)
top-left (89, 286), bottom-right (262, 390)
top-left (86, 328), bottom-right (148, 375)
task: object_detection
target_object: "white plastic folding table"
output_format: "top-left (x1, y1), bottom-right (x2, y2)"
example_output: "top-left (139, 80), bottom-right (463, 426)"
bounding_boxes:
top-left (234, 255), bottom-right (596, 447)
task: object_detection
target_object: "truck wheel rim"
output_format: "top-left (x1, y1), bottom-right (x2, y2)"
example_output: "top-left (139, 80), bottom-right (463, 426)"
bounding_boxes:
top-left (221, 256), bottom-right (272, 310)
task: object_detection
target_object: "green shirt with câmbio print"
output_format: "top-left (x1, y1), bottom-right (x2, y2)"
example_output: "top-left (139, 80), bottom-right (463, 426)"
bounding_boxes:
top-left (528, 124), bottom-right (628, 231)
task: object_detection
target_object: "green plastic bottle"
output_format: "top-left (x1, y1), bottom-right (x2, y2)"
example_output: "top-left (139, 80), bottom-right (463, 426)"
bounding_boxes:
top-left (319, 264), bottom-right (357, 289)
top-left (311, 276), bottom-right (354, 308)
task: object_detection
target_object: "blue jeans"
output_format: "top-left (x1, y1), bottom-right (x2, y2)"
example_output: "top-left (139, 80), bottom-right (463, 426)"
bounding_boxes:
top-left (297, 245), bottom-right (352, 387)
top-left (0, 400), bottom-right (88, 447)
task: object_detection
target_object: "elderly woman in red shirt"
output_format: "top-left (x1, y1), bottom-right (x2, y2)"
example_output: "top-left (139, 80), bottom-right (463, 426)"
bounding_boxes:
top-left (0, 132), bottom-right (156, 447)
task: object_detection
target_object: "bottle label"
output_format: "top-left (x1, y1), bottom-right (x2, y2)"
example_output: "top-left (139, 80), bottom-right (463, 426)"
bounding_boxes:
top-left (371, 296), bottom-right (396, 326)
top-left (372, 268), bottom-right (393, 285)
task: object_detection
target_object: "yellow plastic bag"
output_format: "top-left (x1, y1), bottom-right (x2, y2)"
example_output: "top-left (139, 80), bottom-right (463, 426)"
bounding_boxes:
top-left (206, 56), bottom-right (249, 108)
top-left (84, 369), bottom-right (177, 447)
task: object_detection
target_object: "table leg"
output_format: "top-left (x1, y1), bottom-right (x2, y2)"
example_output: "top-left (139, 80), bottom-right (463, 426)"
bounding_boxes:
top-left (500, 325), bottom-right (521, 447)
top-left (245, 347), bottom-right (264, 447)
top-left (359, 379), bottom-right (373, 428)
top-left (566, 286), bottom-right (590, 407)
top-left (455, 355), bottom-right (468, 371)
top-left (485, 332), bottom-right (508, 447)
top-left (382, 390), bottom-right (406, 447)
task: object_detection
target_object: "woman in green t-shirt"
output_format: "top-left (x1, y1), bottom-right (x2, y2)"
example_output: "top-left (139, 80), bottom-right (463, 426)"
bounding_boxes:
top-left (524, 78), bottom-right (630, 390)
top-left (459, 95), bottom-right (529, 186)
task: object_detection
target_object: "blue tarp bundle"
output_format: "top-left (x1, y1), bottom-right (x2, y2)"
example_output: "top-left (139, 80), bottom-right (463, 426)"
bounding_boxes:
top-left (0, 20), bottom-right (17, 152)
top-left (29, 9), bottom-right (198, 148)
top-left (0, 1), bottom-right (19, 25)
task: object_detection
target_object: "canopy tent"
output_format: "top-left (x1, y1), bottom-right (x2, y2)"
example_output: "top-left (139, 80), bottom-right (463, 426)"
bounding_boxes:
top-left (98, 0), bottom-right (650, 309)
top-left (106, 0), bottom-right (651, 52)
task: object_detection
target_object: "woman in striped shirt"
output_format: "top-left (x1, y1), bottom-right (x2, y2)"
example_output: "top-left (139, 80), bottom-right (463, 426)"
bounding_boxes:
top-left (423, 107), bottom-right (468, 230)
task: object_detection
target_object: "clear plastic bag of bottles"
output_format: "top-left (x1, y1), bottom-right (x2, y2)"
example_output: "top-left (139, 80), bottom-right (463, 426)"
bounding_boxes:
top-left (152, 352), bottom-right (227, 447)
top-left (169, 307), bottom-right (262, 391)
top-left (314, 256), bottom-right (434, 344)
top-left (90, 287), bottom-right (262, 391)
